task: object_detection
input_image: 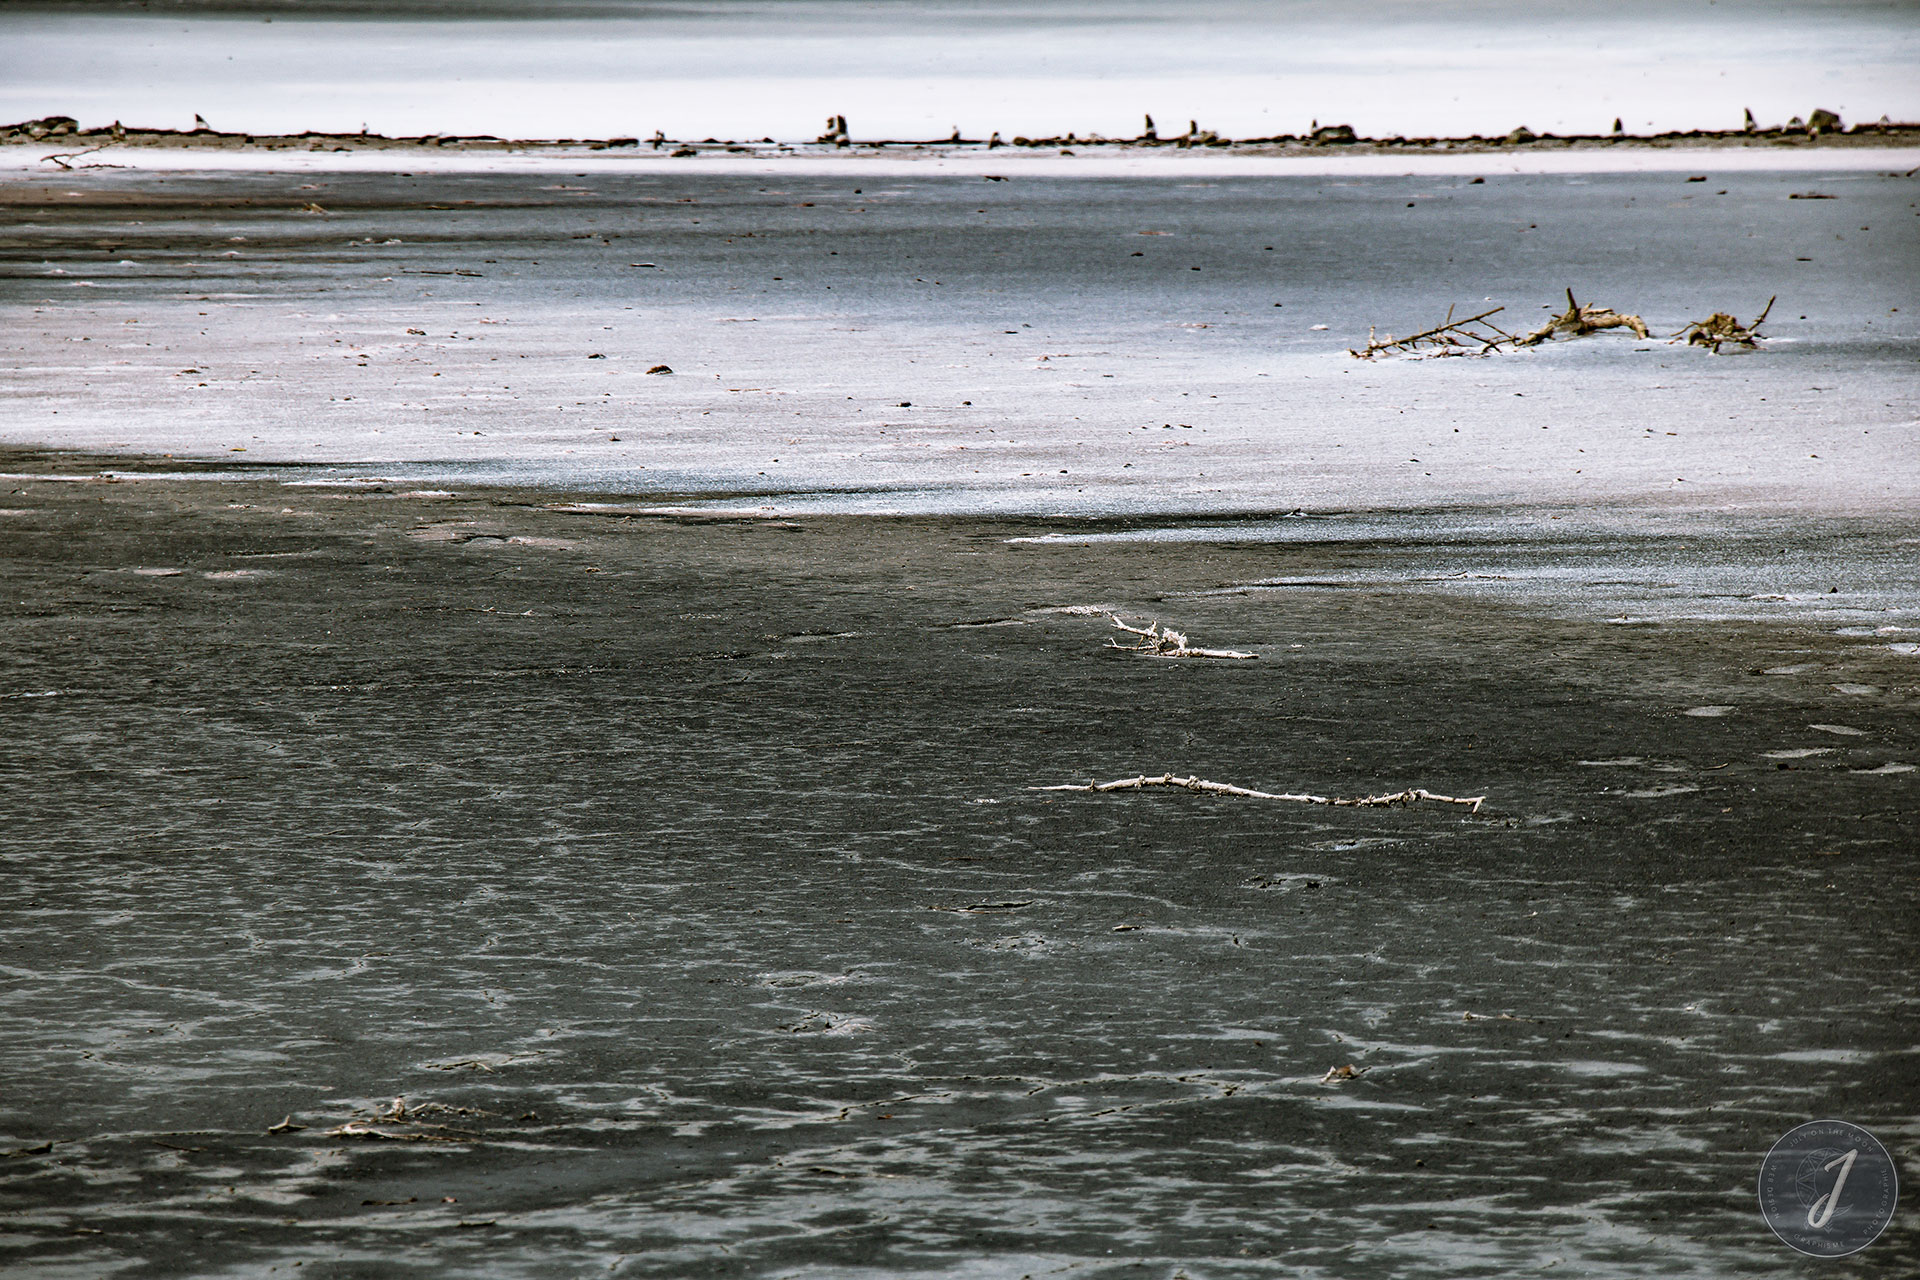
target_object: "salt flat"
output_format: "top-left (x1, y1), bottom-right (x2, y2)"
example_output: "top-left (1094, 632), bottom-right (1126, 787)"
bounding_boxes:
top-left (3, 155), bottom-right (1916, 519)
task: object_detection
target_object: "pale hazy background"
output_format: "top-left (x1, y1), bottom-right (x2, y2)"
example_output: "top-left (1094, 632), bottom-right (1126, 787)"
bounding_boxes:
top-left (4, 0), bottom-right (1918, 141)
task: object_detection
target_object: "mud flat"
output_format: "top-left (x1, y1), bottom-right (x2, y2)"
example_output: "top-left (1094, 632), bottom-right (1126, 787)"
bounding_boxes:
top-left (1, 147), bottom-right (1917, 1276)
top-left (0, 455), bottom-right (1916, 1278)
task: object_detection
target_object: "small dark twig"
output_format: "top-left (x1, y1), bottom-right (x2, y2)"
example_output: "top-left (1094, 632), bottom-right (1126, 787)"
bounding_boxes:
top-left (43, 146), bottom-right (113, 170)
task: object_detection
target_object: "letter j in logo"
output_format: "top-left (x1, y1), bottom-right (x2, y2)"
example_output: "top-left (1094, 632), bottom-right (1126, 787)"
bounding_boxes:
top-left (1758, 1120), bottom-right (1898, 1257)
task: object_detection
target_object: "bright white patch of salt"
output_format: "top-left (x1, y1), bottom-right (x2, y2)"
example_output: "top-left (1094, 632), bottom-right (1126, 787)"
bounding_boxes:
top-left (1682, 706), bottom-right (1733, 718)
top-left (548, 504), bottom-right (783, 518)
top-left (1854, 762), bottom-right (1915, 774)
top-left (1808, 724), bottom-right (1868, 736)
top-left (1624, 785), bottom-right (1700, 798)
top-left (1762, 748), bottom-right (1832, 759)
top-left (1558, 1060), bottom-right (1649, 1078)
top-left (1830, 684), bottom-right (1880, 695)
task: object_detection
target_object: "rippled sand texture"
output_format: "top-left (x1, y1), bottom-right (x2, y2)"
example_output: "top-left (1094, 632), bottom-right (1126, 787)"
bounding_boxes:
top-left (1, 467), bottom-right (1914, 1277)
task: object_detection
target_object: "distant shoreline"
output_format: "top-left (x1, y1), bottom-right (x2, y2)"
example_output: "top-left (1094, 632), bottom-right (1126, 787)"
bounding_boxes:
top-left (9, 113), bottom-right (1919, 162)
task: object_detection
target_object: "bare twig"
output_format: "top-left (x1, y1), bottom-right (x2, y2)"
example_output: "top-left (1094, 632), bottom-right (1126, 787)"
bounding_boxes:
top-left (1032, 773), bottom-right (1486, 811)
top-left (1349, 306), bottom-right (1513, 359)
top-left (324, 1121), bottom-right (470, 1142)
top-left (1670, 295), bottom-right (1775, 352)
top-left (1107, 616), bottom-right (1256, 659)
top-left (42, 145), bottom-right (114, 170)
top-left (1514, 288), bottom-right (1650, 346)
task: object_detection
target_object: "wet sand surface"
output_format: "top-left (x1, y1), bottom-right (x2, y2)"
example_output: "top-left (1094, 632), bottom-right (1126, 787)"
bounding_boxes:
top-left (1, 456), bottom-right (1916, 1277)
top-left (4, 164), bottom-right (1917, 514)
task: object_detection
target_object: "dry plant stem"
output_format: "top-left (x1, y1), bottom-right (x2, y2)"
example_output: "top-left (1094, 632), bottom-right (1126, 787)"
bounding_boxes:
top-left (324, 1121), bottom-right (468, 1142)
top-left (1033, 773), bottom-right (1486, 812)
top-left (1107, 616), bottom-right (1256, 659)
top-left (42, 146), bottom-right (110, 170)
top-left (1516, 288), bottom-right (1650, 346)
top-left (1349, 305), bottom-right (1514, 358)
top-left (1673, 295), bottom-right (1775, 352)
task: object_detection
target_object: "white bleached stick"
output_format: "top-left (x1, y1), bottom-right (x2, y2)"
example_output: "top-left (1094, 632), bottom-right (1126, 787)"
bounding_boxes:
top-left (1032, 773), bottom-right (1485, 812)
top-left (1107, 615), bottom-right (1256, 660)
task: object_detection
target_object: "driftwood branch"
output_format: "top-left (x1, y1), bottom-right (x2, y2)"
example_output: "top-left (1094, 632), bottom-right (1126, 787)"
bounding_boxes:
top-left (1033, 773), bottom-right (1485, 812)
top-left (42, 145), bottom-right (114, 170)
top-left (1107, 616), bottom-right (1256, 659)
top-left (1514, 288), bottom-right (1650, 346)
top-left (321, 1097), bottom-right (485, 1142)
top-left (1671, 295), bottom-right (1775, 352)
top-left (1349, 305), bottom-right (1514, 359)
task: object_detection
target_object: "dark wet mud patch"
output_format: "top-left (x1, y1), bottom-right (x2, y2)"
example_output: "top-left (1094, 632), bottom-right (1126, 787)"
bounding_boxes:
top-left (0, 454), bottom-right (1914, 1278)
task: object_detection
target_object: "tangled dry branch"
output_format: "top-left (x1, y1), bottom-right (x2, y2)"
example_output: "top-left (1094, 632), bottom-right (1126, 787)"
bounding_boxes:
top-left (1514, 288), bottom-right (1650, 346)
top-left (42, 145), bottom-right (116, 170)
top-left (1672, 295), bottom-right (1774, 352)
top-left (1107, 616), bottom-right (1257, 659)
top-left (1032, 773), bottom-right (1486, 812)
top-left (1356, 287), bottom-right (1731, 360)
top-left (1348, 305), bottom-right (1516, 359)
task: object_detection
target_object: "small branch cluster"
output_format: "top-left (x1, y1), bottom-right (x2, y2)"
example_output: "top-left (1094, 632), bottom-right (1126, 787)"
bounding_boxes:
top-left (1514, 288), bottom-right (1650, 346)
top-left (321, 1097), bottom-right (482, 1142)
top-left (1672, 295), bottom-right (1774, 353)
top-left (1349, 305), bottom-right (1516, 359)
top-left (1350, 286), bottom-right (1771, 360)
top-left (42, 145), bottom-right (116, 170)
top-left (1033, 773), bottom-right (1486, 812)
top-left (1107, 616), bottom-right (1256, 659)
